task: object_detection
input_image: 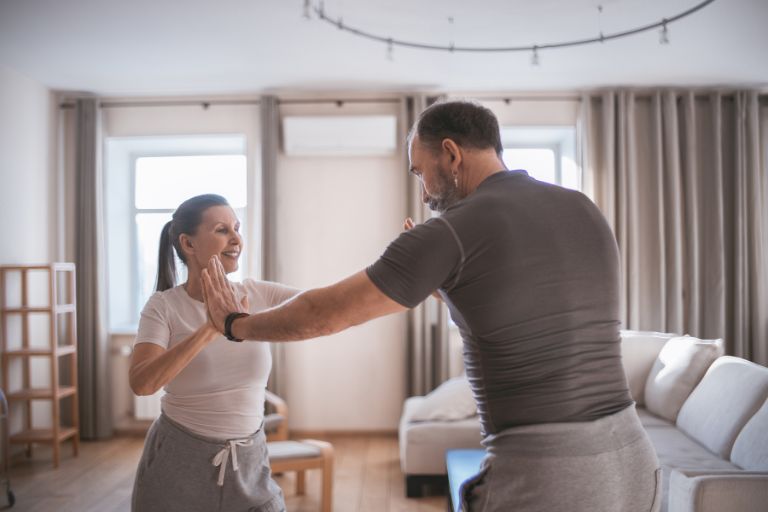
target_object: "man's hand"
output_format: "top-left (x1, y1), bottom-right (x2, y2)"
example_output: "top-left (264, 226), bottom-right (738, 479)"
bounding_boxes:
top-left (201, 255), bottom-right (249, 333)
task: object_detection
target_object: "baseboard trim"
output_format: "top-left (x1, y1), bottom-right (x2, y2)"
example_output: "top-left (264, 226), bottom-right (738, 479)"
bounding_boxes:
top-left (289, 429), bottom-right (397, 438)
top-left (113, 418), bottom-right (153, 437)
top-left (113, 423), bottom-right (398, 439)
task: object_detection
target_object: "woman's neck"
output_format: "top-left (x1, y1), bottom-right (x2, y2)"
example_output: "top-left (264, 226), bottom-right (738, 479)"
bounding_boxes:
top-left (183, 270), bottom-right (204, 302)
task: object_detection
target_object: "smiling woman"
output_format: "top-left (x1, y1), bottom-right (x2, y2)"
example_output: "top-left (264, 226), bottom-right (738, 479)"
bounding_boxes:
top-left (127, 194), bottom-right (301, 512)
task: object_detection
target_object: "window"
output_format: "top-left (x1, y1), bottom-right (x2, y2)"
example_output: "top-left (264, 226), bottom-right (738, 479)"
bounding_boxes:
top-left (105, 135), bottom-right (249, 331)
top-left (500, 127), bottom-right (579, 190)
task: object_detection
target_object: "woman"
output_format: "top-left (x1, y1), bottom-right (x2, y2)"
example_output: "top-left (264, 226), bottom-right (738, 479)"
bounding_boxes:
top-left (130, 194), bottom-right (297, 512)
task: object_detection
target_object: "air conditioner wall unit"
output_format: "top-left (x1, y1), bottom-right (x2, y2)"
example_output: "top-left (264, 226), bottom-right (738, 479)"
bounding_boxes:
top-left (282, 115), bottom-right (398, 156)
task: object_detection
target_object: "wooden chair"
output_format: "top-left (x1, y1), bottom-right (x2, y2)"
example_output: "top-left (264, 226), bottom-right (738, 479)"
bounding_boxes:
top-left (264, 390), bottom-right (289, 442)
top-left (264, 392), bottom-right (334, 512)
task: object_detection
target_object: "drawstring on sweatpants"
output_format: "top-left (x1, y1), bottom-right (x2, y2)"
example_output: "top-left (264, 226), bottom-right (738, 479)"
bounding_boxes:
top-left (212, 439), bottom-right (254, 486)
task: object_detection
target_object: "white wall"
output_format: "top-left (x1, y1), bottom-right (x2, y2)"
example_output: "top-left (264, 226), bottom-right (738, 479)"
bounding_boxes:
top-left (0, 65), bottom-right (58, 433)
top-left (0, 65), bottom-right (56, 264)
top-left (477, 96), bottom-right (580, 127)
top-left (277, 101), bottom-right (408, 431)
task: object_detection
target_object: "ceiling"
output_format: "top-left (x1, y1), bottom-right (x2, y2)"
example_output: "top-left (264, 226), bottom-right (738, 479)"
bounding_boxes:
top-left (1, 0), bottom-right (766, 96)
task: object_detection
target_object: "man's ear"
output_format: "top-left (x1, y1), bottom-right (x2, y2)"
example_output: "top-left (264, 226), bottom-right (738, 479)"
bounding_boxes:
top-left (179, 233), bottom-right (195, 258)
top-left (442, 138), bottom-right (462, 168)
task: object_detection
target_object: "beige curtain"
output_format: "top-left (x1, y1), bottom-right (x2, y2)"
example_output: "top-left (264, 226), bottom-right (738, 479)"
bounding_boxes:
top-left (75, 98), bottom-right (113, 438)
top-left (581, 90), bottom-right (768, 364)
top-left (260, 95), bottom-right (286, 397)
top-left (402, 94), bottom-right (452, 396)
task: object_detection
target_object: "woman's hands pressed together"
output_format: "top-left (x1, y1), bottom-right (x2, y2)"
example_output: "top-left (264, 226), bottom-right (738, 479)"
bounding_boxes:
top-left (201, 255), bottom-right (249, 333)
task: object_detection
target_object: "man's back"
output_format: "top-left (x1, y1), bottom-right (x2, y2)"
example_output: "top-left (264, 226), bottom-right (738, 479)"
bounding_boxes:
top-left (441, 170), bottom-right (632, 434)
top-left (367, 169), bottom-right (632, 436)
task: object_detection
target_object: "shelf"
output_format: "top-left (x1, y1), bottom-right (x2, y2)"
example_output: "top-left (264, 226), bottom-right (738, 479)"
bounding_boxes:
top-left (6, 386), bottom-right (77, 401)
top-left (10, 427), bottom-right (78, 444)
top-left (0, 263), bottom-right (75, 272)
top-left (1, 304), bottom-right (76, 314)
top-left (2, 346), bottom-right (77, 357)
top-left (1, 263), bottom-right (80, 468)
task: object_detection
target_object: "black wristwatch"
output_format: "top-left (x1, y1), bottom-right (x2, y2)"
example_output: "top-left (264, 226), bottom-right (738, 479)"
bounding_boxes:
top-left (224, 312), bottom-right (249, 342)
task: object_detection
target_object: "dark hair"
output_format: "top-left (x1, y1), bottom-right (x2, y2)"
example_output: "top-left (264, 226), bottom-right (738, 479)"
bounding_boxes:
top-left (156, 194), bottom-right (230, 291)
top-left (410, 100), bottom-right (503, 156)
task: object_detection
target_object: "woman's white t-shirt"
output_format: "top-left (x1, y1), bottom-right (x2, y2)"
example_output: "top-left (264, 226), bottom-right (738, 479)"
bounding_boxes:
top-left (134, 279), bottom-right (299, 439)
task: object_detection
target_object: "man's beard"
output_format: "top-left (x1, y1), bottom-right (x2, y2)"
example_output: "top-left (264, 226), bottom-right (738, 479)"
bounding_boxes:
top-left (426, 167), bottom-right (461, 213)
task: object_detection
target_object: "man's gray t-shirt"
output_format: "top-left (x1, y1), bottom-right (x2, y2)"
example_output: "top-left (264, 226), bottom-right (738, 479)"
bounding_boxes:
top-left (366, 170), bottom-right (632, 436)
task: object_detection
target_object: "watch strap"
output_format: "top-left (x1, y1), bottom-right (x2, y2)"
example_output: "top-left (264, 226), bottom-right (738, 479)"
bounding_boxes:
top-left (224, 312), bottom-right (249, 342)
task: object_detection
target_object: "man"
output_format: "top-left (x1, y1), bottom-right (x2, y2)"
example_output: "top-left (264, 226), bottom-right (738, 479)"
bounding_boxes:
top-left (201, 100), bottom-right (660, 511)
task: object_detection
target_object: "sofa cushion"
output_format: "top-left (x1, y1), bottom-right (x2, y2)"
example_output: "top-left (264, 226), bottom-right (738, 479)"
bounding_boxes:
top-left (399, 396), bottom-right (482, 474)
top-left (620, 330), bottom-right (677, 405)
top-left (636, 407), bottom-right (675, 429)
top-left (644, 336), bottom-right (723, 422)
top-left (408, 375), bottom-right (477, 422)
top-left (731, 397), bottom-right (768, 470)
top-left (676, 356), bottom-right (768, 459)
top-left (646, 424), bottom-right (739, 472)
top-left (645, 424), bottom-right (740, 512)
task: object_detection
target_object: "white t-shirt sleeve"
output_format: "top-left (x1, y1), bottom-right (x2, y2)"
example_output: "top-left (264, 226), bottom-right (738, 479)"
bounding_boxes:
top-left (245, 279), bottom-right (301, 309)
top-left (135, 292), bottom-right (171, 349)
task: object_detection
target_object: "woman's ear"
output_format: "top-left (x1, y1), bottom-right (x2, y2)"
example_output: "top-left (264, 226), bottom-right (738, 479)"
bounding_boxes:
top-left (178, 233), bottom-right (195, 258)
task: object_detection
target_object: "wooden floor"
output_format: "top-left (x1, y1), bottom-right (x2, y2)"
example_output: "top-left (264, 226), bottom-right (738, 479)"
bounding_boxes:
top-left (5, 435), bottom-right (446, 512)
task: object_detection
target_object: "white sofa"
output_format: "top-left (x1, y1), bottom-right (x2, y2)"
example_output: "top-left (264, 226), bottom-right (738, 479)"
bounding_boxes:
top-left (398, 331), bottom-right (768, 511)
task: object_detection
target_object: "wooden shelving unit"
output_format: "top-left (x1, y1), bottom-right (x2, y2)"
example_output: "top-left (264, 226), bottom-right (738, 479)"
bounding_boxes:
top-left (0, 263), bottom-right (80, 468)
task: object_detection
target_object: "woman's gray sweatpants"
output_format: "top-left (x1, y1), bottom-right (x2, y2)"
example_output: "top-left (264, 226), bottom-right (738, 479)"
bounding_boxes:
top-left (132, 414), bottom-right (285, 512)
top-left (461, 404), bottom-right (662, 512)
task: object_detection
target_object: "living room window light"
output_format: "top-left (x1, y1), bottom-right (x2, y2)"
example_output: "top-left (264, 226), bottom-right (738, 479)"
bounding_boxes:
top-left (500, 126), bottom-right (579, 190)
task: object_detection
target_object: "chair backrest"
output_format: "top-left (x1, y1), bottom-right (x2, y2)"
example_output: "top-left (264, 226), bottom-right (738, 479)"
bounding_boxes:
top-left (265, 390), bottom-right (289, 441)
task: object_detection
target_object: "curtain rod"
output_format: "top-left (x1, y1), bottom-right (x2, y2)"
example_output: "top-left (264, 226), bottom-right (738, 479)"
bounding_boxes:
top-left (59, 97), bottom-right (402, 109)
top-left (586, 91), bottom-right (768, 99)
top-left (478, 96), bottom-right (582, 103)
top-left (278, 98), bottom-right (400, 105)
top-left (58, 93), bottom-right (766, 110)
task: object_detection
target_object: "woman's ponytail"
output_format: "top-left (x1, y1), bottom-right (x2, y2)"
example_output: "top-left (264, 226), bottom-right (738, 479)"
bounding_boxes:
top-left (155, 220), bottom-right (177, 291)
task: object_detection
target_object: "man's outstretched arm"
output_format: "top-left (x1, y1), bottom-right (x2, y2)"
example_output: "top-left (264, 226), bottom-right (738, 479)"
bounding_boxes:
top-left (201, 255), bottom-right (407, 342)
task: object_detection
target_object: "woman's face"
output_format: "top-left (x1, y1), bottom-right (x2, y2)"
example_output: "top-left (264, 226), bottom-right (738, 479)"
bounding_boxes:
top-left (181, 205), bottom-right (242, 275)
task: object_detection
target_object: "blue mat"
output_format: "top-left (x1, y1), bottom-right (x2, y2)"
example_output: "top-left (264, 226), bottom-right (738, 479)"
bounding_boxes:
top-left (446, 449), bottom-right (486, 512)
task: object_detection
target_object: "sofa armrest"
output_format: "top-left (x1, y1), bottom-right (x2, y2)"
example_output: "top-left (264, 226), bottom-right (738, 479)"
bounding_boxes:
top-left (669, 469), bottom-right (768, 512)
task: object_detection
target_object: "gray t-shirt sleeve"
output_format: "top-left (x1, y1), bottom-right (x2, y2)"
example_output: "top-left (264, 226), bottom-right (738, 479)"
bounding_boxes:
top-left (366, 217), bottom-right (463, 308)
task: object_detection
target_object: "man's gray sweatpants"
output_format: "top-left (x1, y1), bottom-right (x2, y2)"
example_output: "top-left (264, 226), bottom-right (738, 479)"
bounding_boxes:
top-left (132, 413), bottom-right (285, 512)
top-left (461, 404), bottom-right (662, 512)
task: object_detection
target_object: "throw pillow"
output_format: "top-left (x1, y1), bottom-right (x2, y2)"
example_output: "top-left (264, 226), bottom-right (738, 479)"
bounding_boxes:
top-left (620, 330), bottom-right (677, 405)
top-left (644, 335), bottom-right (723, 422)
top-left (409, 375), bottom-right (477, 422)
